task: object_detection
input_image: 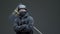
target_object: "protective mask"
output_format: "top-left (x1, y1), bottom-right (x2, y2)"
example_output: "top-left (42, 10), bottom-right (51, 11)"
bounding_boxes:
top-left (19, 11), bottom-right (27, 17)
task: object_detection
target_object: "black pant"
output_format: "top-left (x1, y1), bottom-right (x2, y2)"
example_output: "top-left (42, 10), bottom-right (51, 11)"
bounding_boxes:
top-left (16, 30), bottom-right (33, 34)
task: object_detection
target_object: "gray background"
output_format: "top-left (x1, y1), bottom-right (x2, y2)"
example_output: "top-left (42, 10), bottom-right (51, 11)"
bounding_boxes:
top-left (0, 0), bottom-right (60, 34)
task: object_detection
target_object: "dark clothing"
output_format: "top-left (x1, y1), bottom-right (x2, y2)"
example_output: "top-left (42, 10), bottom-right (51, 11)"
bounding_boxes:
top-left (9, 12), bottom-right (34, 34)
top-left (16, 30), bottom-right (33, 34)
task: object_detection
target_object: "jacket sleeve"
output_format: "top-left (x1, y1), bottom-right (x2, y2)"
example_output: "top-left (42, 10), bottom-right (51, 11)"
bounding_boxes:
top-left (13, 18), bottom-right (26, 32)
top-left (9, 14), bottom-right (26, 32)
top-left (25, 16), bottom-right (34, 30)
top-left (28, 16), bottom-right (34, 28)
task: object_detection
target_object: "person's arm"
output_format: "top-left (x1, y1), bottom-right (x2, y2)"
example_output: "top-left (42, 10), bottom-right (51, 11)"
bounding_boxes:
top-left (13, 18), bottom-right (26, 32)
top-left (28, 16), bottom-right (34, 29)
top-left (23, 16), bottom-right (34, 30)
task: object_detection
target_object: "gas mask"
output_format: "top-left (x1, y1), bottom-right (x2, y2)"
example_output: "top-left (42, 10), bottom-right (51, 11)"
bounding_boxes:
top-left (19, 11), bottom-right (27, 17)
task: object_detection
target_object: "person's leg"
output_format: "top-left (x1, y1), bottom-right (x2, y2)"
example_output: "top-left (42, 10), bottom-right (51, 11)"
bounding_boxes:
top-left (16, 29), bottom-right (33, 34)
top-left (16, 31), bottom-right (22, 34)
top-left (30, 30), bottom-right (33, 34)
top-left (26, 30), bottom-right (33, 34)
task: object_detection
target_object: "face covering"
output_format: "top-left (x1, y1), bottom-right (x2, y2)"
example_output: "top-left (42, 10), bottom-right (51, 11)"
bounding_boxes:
top-left (19, 11), bottom-right (27, 17)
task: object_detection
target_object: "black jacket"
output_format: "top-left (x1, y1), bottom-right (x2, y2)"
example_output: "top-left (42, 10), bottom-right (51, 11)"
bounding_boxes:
top-left (9, 12), bottom-right (34, 32)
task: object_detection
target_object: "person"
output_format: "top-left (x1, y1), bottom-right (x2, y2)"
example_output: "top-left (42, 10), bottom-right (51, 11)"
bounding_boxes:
top-left (9, 4), bottom-right (34, 34)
